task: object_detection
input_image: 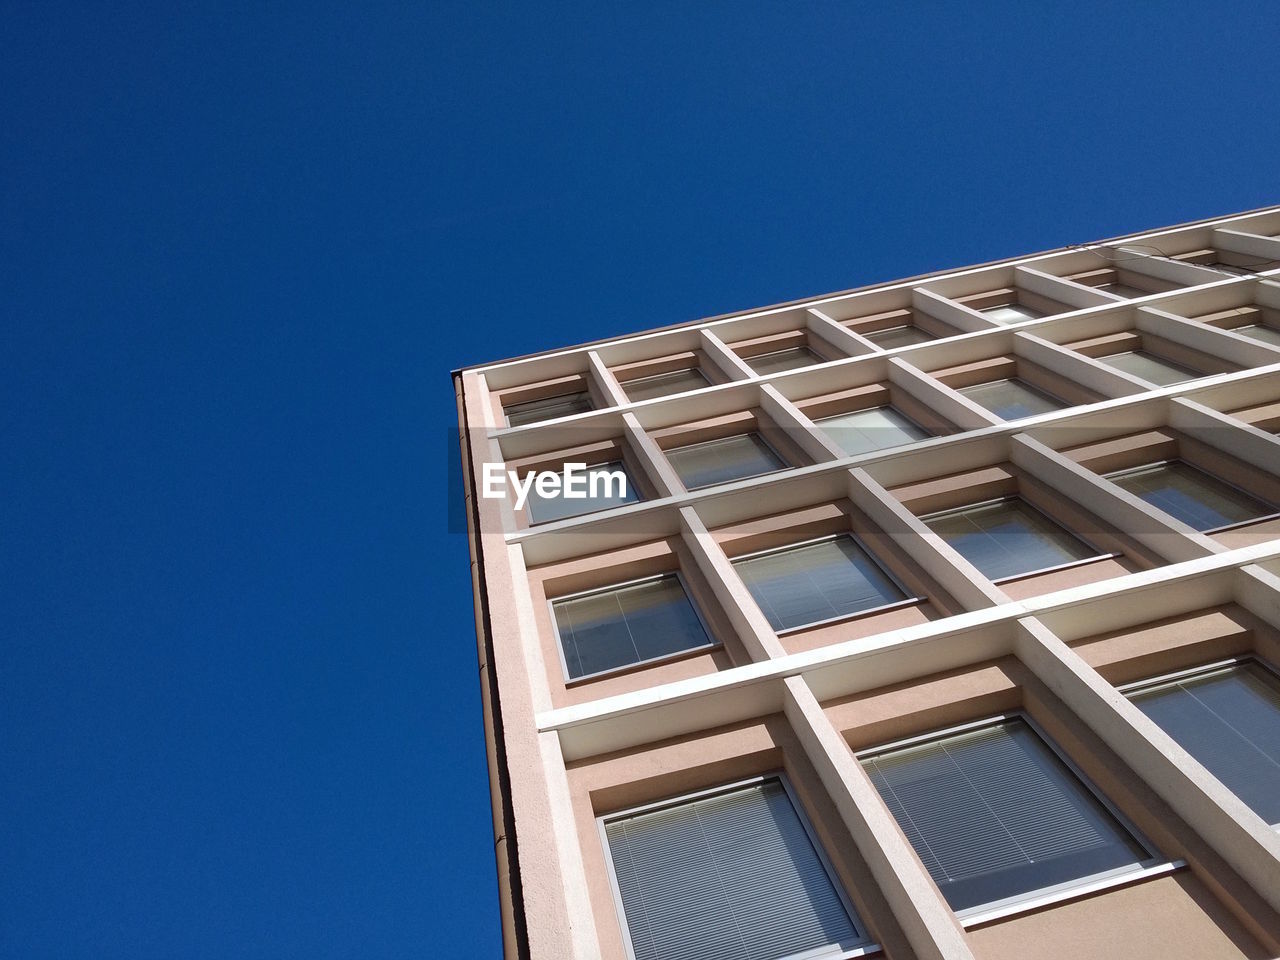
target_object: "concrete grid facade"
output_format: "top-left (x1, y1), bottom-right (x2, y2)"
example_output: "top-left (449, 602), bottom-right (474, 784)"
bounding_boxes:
top-left (453, 206), bottom-right (1280, 960)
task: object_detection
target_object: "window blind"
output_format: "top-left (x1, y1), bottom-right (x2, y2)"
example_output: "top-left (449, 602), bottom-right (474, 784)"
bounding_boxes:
top-left (525, 461), bottom-right (639, 525)
top-left (1107, 461), bottom-right (1273, 532)
top-left (505, 391), bottom-right (593, 427)
top-left (864, 325), bottom-right (933, 348)
top-left (923, 498), bottom-right (1096, 581)
top-left (958, 379), bottom-right (1064, 421)
top-left (746, 346), bottom-right (820, 375)
top-left (1097, 350), bottom-right (1199, 386)
top-left (666, 434), bottom-right (785, 491)
top-left (552, 575), bottom-right (711, 680)
top-left (862, 719), bottom-right (1147, 912)
top-left (1129, 662), bottom-right (1280, 826)
top-left (604, 780), bottom-right (865, 960)
top-left (733, 536), bottom-right (908, 631)
top-left (622, 368), bottom-right (710, 402)
top-left (981, 304), bottom-right (1045, 325)
top-left (816, 406), bottom-right (929, 457)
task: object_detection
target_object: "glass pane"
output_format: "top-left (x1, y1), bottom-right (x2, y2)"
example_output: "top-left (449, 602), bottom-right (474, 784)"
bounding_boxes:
top-left (734, 537), bottom-right (908, 631)
top-left (605, 780), bottom-right (864, 960)
top-left (1129, 663), bottom-right (1280, 826)
top-left (746, 346), bottom-right (821, 374)
top-left (505, 391), bottom-right (593, 427)
top-left (959, 379), bottom-right (1066, 420)
top-left (667, 434), bottom-right (785, 490)
top-left (924, 498), bottom-right (1097, 581)
top-left (552, 575), bottom-right (711, 680)
top-left (983, 304), bottom-right (1045, 324)
top-left (865, 324), bottom-right (934, 349)
top-left (1100, 283), bottom-right (1157, 299)
top-left (622, 368), bottom-right (710, 402)
top-left (1107, 461), bottom-right (1274, 531)
top-left (817, 405), bottom-right (929, 456)
top-left (1230, 323), bottom-right (1280, 348)
top-left (1097, 350), bottom-right (1200, 386)
top-left (525, 461), bottom-right (640, 524)
top-left (863, 719), bottom-right (1147, 912)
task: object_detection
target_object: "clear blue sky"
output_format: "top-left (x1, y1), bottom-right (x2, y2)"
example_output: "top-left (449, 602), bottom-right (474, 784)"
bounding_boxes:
top-left (2, 3), bottom-right (1277, 957)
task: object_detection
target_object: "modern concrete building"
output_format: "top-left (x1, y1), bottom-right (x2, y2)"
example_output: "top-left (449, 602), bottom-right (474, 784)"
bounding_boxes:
top-left (453, 206), bottom-right (1280, 960)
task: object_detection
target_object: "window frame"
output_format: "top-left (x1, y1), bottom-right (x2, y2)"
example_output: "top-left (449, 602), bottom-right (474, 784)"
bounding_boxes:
top-left (1095, 349), bottom-right (1202, 385)
top-left (956, 377), bottom-right (1068, 421)
top-left (503, 389), bottom-right (594, 428)
top-left (1102, 459), bottom-right (1280, 534)
top-left (814, 404), bottom-right (931, 457)
top-left (523, 458), bottom-right (642, 526)
top-left (665, 430), bottom-right (790, 491)
top-left (1118, 655), bottom-right (1280, 830)
top-left (919, 495), bottom-right (1118, 584)
top-left (744, 344), bottom-right (824, 374)
top-left (546, 570), bottom-right (719, 685)
top-left (862, 323), bottom-right (935, 349)
top-left (596, 772), bottom-right (881, 960)
top-left (619, 366), bottom-right (712, 401)
top-left (856, 711), bottom-right (1174, 925)
top-left (730, 532), bottom-right (925, 634)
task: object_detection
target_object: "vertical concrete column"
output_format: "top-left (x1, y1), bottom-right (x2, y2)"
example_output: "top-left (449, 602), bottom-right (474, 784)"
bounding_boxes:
top-left (847, 467), bottom-right (1008, 609)
top-left (586, 350), bottom-right (629, 408)
top-left (1212, 227), bottom-right (1280, 262)
top-left (886, 357), bottom-right (1001, 430)
top-left (1115, 246), bottom-right (1234, 288)
top-left (1136, 306), bottom-right (1280, 368)
top-left (1008, 434), bottom-right (1220, 562)
top-left (782, 675), bottom-right (975, 960)
top-left (759, 382), bottom-right (846, 463)
top-left (1012, 616), bottom-right (1280, 915)
top-left (1170, 396), bottom-right (1280, 470)
top-left (1015, 264), bottom-right (1125, 305)
top-left (1012, 331), bottom-right (1150, 398)
top-left (620, 411), bottom-right (684, 498)
top-left (699, 328), bottom-right (758, 381)
top-left (461, 370), bottom-right (602, 959)
top-left (806, 306), bottom-right (879, 357)
top-left (912, 288), bottom-right (998, 333)
top-left (677, 505), bottom-right (786, 662)
top-left (1015, 265), bottom-right (1121, 309)
top-left (1235, 563), bottom-right (1280, 627)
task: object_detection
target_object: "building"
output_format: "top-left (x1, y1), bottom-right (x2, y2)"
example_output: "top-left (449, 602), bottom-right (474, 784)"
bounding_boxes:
top-left (452, 206), bottom-right (1280, 960)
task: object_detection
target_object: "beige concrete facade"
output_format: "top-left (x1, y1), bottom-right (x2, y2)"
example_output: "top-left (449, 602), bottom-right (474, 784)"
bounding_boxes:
top-left (455, 206), bottom-right (1280, 960)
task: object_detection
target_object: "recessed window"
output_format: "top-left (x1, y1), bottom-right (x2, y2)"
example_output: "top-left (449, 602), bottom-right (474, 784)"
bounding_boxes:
top-left (550, 574), bottom-right (713, 681)
top-left (505, 391), bottom-right (593, 428)
top-left (602, 777), bottom-right (871, 960)
top-left (667, 433), bottom-right (786, 490)
top-left (959, 378), bottom-right (1066, 420)
top-left (865, 324), bottom-right (934, 349)
top-left (923, 497), bottom-right (1100, 581)
top-left (1097, 350), bottom-right (1200, 386)
top-left (525, 461), bottom-right (640, 525)
top-left (746, 346), bottom-right (821, 375)
top-left (817, 405), bottom-right (930, 456)
top-left (1106, 461), bottom-right (1276, 532)
top-left (982, 303), bottom-right (1045, 325)
top-left (1099, 282), bottom-right (1155, 300)
top-left (1229, 323), bottom-right (1280, 348)
top-left (1125, 661), bottom-right (1280, 827)
top-left (862, 717), bottom-right (1152, 915)
top-left (621, 368), bottom-right (710, 402)
top-left (733, 535), bottom-right (913, 631)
